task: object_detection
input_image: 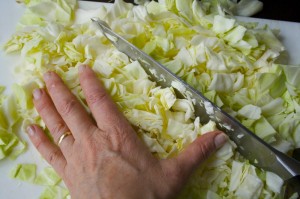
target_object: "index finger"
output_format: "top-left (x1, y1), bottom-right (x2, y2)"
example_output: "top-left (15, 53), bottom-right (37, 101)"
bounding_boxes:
top-left (78, 65), bottom-right (130, 131)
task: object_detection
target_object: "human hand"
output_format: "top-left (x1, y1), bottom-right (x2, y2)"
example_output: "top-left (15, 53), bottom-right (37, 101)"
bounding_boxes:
top-left (27, 65), bottom-right (227, 199)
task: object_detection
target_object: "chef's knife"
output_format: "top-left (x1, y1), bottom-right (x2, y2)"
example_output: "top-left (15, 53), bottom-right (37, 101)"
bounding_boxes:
top-left (91, 18), bottom-right (300, 183)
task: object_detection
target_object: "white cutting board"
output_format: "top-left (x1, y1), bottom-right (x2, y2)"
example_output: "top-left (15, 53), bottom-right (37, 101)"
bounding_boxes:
top-left (0, 1), bottom-right (300, 199)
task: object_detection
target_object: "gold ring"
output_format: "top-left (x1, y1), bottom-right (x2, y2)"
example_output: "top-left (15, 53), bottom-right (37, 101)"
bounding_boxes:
top-left (57, 132), bottom-right (72, 145)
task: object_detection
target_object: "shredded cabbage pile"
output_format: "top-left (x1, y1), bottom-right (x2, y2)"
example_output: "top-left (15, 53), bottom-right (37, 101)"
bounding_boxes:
top-left (0, 85), bottom-right (27, 160)
top-left (2, 0), bottom-right (300, 198)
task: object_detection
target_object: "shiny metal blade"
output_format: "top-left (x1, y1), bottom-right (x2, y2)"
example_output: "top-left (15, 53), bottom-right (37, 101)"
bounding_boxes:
top-left (91, 17), bottom-right (300, 180)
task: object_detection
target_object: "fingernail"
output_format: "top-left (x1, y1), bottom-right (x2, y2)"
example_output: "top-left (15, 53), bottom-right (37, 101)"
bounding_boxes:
top-left (33, 89), bottom-right (42, 100)
top-left (214, 133), bottom-right (227, 148)
top-left (43, 71), bottom-right (52, 81)
top-left (27, 125), bottom-right (36, 136)
top-left (79, 65), bottom-right (86, 73)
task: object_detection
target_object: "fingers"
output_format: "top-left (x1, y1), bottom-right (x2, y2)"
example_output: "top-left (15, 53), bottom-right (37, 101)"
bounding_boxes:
top-left (177, 131), bottom-right (227, 171)
top-left (78, 65), bottom-right (127, 130)
top-left (32, 88), bottom-right (74, 153)
top-left (162, 131), bottom-right (227, 180)
top-left (27, 125), bottom-right (67, 177)
top-left (43, 71), bottom-right (97, 139)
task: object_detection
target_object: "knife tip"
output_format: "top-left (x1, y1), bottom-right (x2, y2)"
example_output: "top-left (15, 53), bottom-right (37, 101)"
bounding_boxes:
top-left (91, 17), bottom-right (98, 22)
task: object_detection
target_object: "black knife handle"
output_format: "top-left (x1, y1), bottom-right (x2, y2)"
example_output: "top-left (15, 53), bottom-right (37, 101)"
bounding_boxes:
top-left (282, 176), bottom-right (300, 199)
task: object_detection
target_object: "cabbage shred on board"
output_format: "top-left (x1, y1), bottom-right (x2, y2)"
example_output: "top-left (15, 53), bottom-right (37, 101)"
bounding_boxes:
top-left (1, 0), bottom-right (300, 198)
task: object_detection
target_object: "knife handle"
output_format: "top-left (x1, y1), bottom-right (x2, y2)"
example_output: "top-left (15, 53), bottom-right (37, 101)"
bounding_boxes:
top-left (292, 148), bottom-right (300, 162)
top-left (264, 144), bottom-right (300, 181)
top-left (282, 176), bottom-right (300, 199)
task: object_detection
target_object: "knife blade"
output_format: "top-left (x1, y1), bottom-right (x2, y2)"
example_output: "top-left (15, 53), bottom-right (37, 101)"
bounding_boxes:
top-left (91, 17), bottom-right (300, 181)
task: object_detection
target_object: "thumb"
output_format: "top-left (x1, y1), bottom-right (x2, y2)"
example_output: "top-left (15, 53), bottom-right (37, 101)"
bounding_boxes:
top-left (162, 131), bottom-right (227, 181)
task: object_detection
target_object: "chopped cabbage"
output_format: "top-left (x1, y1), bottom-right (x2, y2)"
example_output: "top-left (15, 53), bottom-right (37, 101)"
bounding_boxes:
top-left (35, 167), bottom-right (62, 186)
top-left (10, 164), bottom-right (36, 183)
top-left (0, 86), bottom-right (5, 95)
top-left (229, 160), bottom-right (244, 192)
top-left (2, 0), bottom-right (300, 198)
top-left (202, 0), bottom-right (263, 16)
top-left (0, 88), bottom-right (27, 160)
top-left (0, 130), bottom-right (19, 160)
top-left (213, 15), bottom-right (235, 34)
top-left (266, 171), bottom-right (284, 193)
top-left (235, 173), bottom-right (263, 199)
top-left (39, 185), bottom-right (69, 199)
top-left (17, 0), bottom-right (77, 28)
top-left (238, 104), bottom-right (261, 120)
top-left (10, 164), bottom-right (67, 198)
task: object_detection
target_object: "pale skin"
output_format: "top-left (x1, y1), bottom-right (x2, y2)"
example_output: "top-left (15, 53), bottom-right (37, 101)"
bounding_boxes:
top-left (27, 65), bottom-right (228, 199)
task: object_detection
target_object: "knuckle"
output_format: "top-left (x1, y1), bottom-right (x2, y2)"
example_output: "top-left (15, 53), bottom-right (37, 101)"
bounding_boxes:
top-left (83, 126), bottom-right (103, 144)
top-left (197, 142), bottom-right (213, 160)
top-left (35, 98), bottom-right (51, 114)
top-left (100, 131), bottom-right (112, 144)
top-left (35, 137), bottom-right (44, 152)
top-left (86, 90), bottom-right (107, 106)
top-left (50, 122), bottom-right (67, 139)
top-left (85, 140), bottom-right (98, 159)
top-left (47, 149), bottom-right (62, 166)
top-left (82, 127), bottom-right (112, 151)
top-left (59, 99), bottom-right (77, 117)
top-left (110, 128), bottom-right (128, 151)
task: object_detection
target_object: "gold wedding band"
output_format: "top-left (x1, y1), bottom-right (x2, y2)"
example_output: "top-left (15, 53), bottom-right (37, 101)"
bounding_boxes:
top-left (57, 132), bottom-right (72, 145)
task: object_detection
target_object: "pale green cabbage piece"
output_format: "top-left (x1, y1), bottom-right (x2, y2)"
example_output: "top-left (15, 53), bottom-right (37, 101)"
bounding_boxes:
top-left (10, 164), bottom-right (67, 198)
top-left (231, 0), bottom-right (263, 17)
top-left (2, 0), bottom-right (300, 198)
top-left (195, 0), bottom-right (263, 17)
top-left (0, 130), bottom-right (19, 160)
top-left (289, 193), bottom-right (300, 199)
top-left (213, 15), bottom-right (235, 34)
top-left (266, 171), bottom-right (284, 194)
top-left (0, 86), bottom-right (27, 160)
top-left (10, 164), bottom-right (37, 183)
top-left (229, 160), bottom-right (244, 192)
top-left (39, 185), bottom-right (69, 199)
top-left (35, 167), bottom-right (62, 185)
top-left (0, 86), bottom-right (4, 95)
top-left (238, 104), bottom-right (261, 120)
top-left (0, 107), bottom-right (8, 130)
top-left (17, 0), bottom-right (77, 28)
top-left (235, 173), bottom-right (263, 199)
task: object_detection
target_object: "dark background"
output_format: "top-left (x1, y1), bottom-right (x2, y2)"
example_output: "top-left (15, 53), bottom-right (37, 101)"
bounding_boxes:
top-left (253, 0), bottom-right (300, 22)
top-left (82, 0), bottom-right (300, 23)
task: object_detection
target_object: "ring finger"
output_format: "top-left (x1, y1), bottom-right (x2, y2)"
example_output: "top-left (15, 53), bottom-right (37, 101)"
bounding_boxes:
top-left (33, 88), bottom-right (74, 155)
